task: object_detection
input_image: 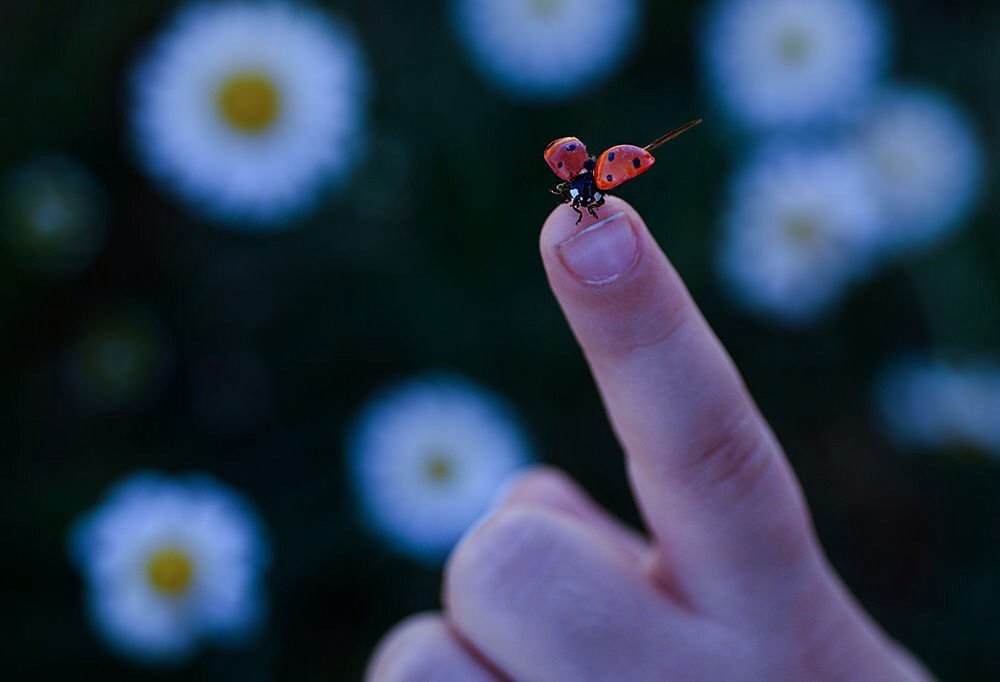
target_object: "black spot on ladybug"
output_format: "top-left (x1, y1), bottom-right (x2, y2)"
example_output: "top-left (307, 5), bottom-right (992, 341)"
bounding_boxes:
top-left (608, 151), bottom-right (615, 161)
top-left (632, 157), bottom-right (642, 169)
top-left (557, 161), bottom-right (563, 168)
top-left (606, 174), bottom-right (613, 182)
top-left (567, 144), bottom-right (576, 151)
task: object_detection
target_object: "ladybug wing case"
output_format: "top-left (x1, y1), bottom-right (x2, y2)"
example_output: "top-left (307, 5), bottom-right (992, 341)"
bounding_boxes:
top-left (594, 144), bottom-right (655, 190)
top-left (544, 137), bottom-right (590, 181)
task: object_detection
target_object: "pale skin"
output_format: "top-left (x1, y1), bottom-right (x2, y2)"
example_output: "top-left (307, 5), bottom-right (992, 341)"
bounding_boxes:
top-left (367, 197), bottom-right (931, 681)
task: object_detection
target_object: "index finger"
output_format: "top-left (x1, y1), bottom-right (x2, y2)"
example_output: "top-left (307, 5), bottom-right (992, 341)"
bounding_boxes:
top-left (539, 196), bottom-right (820, 616)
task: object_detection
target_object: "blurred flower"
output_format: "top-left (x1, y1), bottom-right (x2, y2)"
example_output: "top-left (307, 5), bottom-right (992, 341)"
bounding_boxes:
top-left (69, 472), bottom-right (269, 663)
top-left (1, 156), bottom-right (105, 276)
top-left (701, 0), bottom-right (888, 131)
top-left (65, 310), bottom-right (170, 412)
top-left (875, 356), bottom-right (1000, 457)
top-left (451, 0), bottom-right (641, 101)
top-left (130, 2), bottom-right (367, 225)
top-left (348, 375), bottom-right (533, 562)
top-left (717, 141), bottom-right (881, 324)
top-left (855, 85), bottom-right (985, 252)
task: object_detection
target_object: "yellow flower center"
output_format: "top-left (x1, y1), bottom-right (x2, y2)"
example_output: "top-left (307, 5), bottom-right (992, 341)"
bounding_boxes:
top-left (785, 215), bottom-right (819, 243)
top-left (529, 0), bottom-right (564, 17)
top-left (777, 29), bottom-right (811, 64)
top-left (216, 71), bottom-right (281, 133)
top-left (145, 547), bottom-right (194, 596)
top-left (424, 450), bottom-right (455, 484)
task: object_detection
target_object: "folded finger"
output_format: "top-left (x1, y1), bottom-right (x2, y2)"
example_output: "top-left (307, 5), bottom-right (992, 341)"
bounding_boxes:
top-left (366, 612), bottom-right (499, 682)
top-left (444, 506), bottom-right (738, 681)
top-left (496, 465), bottom-right (648, 561)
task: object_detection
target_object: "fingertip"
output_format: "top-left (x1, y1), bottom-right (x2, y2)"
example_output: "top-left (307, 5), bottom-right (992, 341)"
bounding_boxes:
top-left (494, 465), bottom-right (584, 510)
top-left (494, 465), bottom-right (650, 561)
top-left (365, 612), bottom-right (440, 681)
top-left (539, 196), bottom-right (645, 260)
top-left (366, 612), bottom-right (496, 682)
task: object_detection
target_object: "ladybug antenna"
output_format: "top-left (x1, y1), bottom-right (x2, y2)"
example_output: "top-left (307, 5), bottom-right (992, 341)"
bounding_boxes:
top-left (643, 118), bottom-right (703, 152)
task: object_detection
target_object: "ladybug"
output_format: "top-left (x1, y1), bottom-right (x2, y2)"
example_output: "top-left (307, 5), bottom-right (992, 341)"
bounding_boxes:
top-left (545, 118), bottom-right (702, 223)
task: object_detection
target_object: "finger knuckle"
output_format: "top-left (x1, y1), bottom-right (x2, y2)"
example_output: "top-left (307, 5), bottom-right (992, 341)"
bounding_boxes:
top-left (500, 466), bottom-right (575, 507)
top-left (680, 406), bottom-right (772, 501)
top-left (444, 507), bottom-right (561, 615)
top-left (366, 613), bottom-right (451, 682)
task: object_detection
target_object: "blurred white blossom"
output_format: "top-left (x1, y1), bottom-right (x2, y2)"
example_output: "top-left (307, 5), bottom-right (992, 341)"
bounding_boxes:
top-left (69, 472), bottom-right (269, 663)
top-left (451, 0), bottom-right (641, 100)
top-left (65, 310), bottom-right (170, 412)
top-left (875, 357), bottom-right (1000, 457)
top-left (701, 0), bottom-right (888, 131)
top-left (348, 375), bottom-right (532, 562)
top-left (1, 156), bottom-right (105, 276)
top-left (130, 1), bottom-right (368, 224)
top-left (856, 85), bottom-right (985, 252)
top-left (717, 141), bottom-right (881, 324)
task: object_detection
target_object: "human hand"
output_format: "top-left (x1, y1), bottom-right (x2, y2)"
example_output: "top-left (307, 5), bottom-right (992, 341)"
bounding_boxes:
top-left (367, 197), bottom-right (931, 681)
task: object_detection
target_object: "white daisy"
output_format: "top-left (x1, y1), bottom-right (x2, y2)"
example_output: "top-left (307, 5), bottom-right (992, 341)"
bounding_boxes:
top-left (131, 2), bottom-right (368, 224)
top-left (451, 0), bottom-right (641, 100)
top-left (69, 472), bottom-right (269, 663)
top-left (348, 375), bottom-right (533, 562)
top-left (1, 156), bottom-right (105, 276)
top-left (875, 357), bottom-right (1000, 457)
top-left (701, 0), bottom-right (888, 130)
top-left (855, 85), bottom-right (985, 252)
top-left (717, 141), bottom-right (882, 324)
top-left (65, 310), bottom-right (170, 411)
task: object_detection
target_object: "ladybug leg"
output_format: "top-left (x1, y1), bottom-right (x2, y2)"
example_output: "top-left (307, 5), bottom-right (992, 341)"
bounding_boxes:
top-left (570, 195), bottom-right (587, 224)
top-left (587, 195), bottom-right (604, 220)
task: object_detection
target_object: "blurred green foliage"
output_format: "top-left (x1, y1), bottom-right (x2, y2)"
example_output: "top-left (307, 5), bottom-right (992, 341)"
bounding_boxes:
top-left (0, 0), bottom-right (997, 679)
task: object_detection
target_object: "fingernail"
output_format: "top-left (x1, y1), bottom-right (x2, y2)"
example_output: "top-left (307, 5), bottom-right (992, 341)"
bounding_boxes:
top-left (556, 212), bottom-right (639, 284)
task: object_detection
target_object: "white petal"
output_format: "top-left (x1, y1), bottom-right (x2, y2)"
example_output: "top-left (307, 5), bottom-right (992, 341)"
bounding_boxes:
top-left (348, 374), bottom-right (533, 561)
top-left (717, 140), bottom-right (881, 324)
top-left (702, 0), bottom-right (889, 130)
top-left (856, 84), bottom-right (985, 251)
top-left (130, 2), bottom-right (369, 224)
top-left (452, 0), bottom-right (640, 100)
top-left (68, 471), bottom-right (268, 662)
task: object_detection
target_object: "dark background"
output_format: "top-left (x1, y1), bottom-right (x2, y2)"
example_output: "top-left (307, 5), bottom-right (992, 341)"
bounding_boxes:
top-left (1, 0), bottom-right (997, 679)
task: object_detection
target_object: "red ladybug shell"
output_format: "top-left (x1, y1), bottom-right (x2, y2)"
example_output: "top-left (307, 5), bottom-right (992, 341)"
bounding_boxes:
top-left (594, 145), bottom-right (655, 190)
top-left (544, 137), bottom-right (590, 181)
